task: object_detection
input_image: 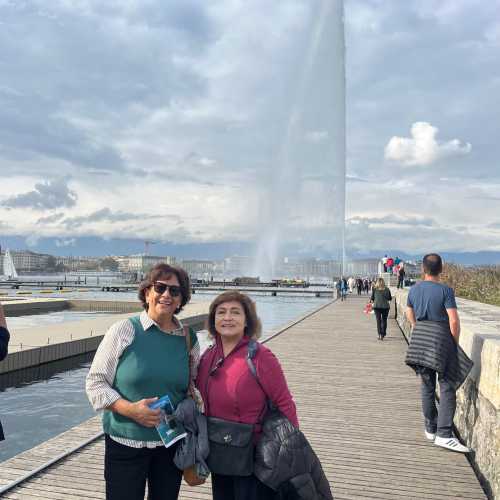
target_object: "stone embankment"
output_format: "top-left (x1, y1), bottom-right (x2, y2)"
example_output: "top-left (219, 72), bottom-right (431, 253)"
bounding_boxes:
top-left (0, 300), bottom-right (209, 374)
top-left (393, 289), bottom-right (500, 500)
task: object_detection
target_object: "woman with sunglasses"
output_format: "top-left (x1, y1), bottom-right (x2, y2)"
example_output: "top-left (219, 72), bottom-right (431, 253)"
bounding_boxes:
top-left (196, 291), bottom-right (299, 500)
top-left (86, 263), bottom-right (197, 500)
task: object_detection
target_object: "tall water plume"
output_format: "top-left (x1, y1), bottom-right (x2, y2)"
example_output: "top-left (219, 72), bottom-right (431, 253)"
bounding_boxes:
top-left (253, 0), bottom-right (346, 279)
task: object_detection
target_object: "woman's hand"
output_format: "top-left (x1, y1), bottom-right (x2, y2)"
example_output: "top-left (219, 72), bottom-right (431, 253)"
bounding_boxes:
top-left (129, 398), bottom-right (162, 427)
top-left (109, 397), bottom-right (162, 427)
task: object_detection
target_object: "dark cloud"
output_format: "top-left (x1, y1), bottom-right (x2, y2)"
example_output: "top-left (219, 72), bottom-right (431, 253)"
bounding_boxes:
top-left (2, 179), bottom-right (77, 210)
top-left (0, 1), bottom-right (212, 175)
top-left (37, 213), bottom-right (65, 224)
top-left (61, 207), bottom-right (181, 229)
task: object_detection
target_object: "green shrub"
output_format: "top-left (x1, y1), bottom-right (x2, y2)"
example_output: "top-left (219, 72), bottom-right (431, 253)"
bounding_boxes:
top-left (442, 264), bottom-right (500, 306)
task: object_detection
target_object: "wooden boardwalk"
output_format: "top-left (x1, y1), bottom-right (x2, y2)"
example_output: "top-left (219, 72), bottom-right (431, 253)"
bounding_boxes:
top-left (0, 297), bottom-right (486, 499)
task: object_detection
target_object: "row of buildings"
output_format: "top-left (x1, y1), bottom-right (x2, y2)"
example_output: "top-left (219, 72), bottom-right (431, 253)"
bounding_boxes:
top-left (1, 249), bottom-right (395, 280)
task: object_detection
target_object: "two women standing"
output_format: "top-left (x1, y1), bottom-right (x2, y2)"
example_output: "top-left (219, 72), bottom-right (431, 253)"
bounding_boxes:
top-left (370, 278), bottom-right (392, 340)
top-left (87, 266), bottom-right (329, 500)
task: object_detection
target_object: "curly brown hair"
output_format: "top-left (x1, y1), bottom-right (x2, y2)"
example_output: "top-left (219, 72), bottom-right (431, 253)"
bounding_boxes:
top-left (207, 291), bottom-right (262, 340)
top-left (138, 263), bottom-right (191, 314)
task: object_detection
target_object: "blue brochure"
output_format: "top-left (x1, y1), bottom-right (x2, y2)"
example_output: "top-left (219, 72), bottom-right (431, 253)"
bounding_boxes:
top-left (149, 395), bottom-right (187, 448)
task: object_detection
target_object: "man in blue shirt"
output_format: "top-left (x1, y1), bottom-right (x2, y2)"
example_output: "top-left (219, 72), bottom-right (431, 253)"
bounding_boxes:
top-left (0, 301), bottom-right (10, 442)
top-left (406, 253), bottom-right (470, 453)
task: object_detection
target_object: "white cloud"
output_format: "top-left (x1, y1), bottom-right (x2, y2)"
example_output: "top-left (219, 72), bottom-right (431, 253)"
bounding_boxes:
top-left (198, 156), bottom-right (216, 167)
top-left (384, 122), bottom-right (471, 167)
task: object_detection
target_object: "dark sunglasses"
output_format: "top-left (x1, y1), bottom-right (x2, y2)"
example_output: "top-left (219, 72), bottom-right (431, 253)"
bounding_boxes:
top-left (152, 282), bottom-right (182, 297)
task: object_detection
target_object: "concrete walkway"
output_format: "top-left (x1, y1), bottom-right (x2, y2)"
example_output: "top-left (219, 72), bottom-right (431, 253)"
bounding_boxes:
top-left (0, 296), bottom-right (486, 499)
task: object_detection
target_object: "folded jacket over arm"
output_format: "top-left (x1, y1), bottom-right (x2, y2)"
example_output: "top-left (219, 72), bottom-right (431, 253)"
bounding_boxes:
top-left (405, 320), bottom-right (473, 390)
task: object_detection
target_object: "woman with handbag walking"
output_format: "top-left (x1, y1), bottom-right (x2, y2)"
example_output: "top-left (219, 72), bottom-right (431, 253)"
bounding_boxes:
top-left (370, 277), bottom-right (392, 340)
top-left (196, 291), bottom-right (298, 500)
top-left (86, 263), bottom-right (199, 500)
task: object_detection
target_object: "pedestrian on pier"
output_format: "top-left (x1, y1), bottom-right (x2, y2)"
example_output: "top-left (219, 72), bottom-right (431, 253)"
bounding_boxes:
top-left (340, 277), bottom-right (348, 301)
top-left (370, 278), bottom-right (392, 340)
top-left (0, 302), bottom-right (10, 442)
top-left (86, 263), bottom-right (200, 500)
top-left (397, 265), bottom-right (406, 289)
top-left (405, 253), bottom-right (472, 453)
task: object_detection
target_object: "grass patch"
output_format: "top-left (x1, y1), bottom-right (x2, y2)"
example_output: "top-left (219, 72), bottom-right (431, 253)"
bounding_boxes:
top-left (442, 264), bottom-right (500, 307)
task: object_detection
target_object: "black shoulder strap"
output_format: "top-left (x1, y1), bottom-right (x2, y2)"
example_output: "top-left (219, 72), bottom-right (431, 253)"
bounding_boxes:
top-left (246, 340), bottom-right (275, 415)
top-left (246, 339), bottom-right (259, 378)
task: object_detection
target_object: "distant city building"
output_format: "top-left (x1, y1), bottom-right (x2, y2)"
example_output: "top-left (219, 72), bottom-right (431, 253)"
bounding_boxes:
top-left (55, 256), bottom-right (100, 271)
top-left (0, 250), bottom-right (50, 272)
top-left (116, 254), bottom-right (176, 272)
top-left (181, 259), bottom-right (223, 279)
top-left (345, 259), bottom-right (379, 277)
top-left (277, 257), bottom-right (341, 280)
top-left (224, 255), bottom-right (254, 277)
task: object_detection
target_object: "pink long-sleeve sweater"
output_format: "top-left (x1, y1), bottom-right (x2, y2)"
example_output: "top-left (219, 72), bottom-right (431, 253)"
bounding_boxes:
top-left (196, 336), bottom-right (299, 431)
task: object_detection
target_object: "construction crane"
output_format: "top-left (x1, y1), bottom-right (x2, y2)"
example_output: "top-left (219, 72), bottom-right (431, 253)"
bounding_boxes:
top-left (144, 240), bottom-right (156, 256)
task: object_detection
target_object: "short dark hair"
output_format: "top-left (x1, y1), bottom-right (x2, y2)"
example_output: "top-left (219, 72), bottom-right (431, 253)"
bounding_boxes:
top-left (207, 291), bottom-right (262, 340)
top-left (138, 263), bottom-right (191, 314)
top-left (422, 253), bottom-right (443, 276)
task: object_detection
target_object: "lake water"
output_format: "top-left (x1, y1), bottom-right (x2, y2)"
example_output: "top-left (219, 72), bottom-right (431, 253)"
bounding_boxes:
top-left (0, 294), bottom-right (329, 463)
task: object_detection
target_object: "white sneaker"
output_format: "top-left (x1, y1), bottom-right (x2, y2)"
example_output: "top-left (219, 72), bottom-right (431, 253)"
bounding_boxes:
top-left (434, 436), bottom-right (471, 453)
top-left (424, 430), bottom-right (436, 441)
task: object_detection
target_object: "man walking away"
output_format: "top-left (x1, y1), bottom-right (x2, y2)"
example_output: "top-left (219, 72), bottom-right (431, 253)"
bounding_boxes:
top-left (405, 254), bottom-right (472, 453)
top-left (397, 265), bottom-right (406, 289)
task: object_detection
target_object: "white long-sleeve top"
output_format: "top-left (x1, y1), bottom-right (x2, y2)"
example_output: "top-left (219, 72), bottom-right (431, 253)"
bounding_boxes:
top-left (86, 310), bottom-right (200, 448)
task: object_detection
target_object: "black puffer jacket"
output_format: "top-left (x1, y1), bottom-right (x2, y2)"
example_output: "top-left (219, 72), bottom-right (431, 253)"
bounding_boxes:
top-left (254, 410), bottom-right (333, 500)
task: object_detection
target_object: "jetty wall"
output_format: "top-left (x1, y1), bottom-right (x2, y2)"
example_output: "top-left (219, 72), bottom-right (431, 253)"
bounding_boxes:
top-left (0, 305), bottom-right (208, 375)
top-left (393, 289), bottom-right (500, 499)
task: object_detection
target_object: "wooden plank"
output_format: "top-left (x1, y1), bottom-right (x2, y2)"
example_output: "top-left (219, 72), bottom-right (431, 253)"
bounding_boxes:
top-left (0, 297), bottom-right (486, 499)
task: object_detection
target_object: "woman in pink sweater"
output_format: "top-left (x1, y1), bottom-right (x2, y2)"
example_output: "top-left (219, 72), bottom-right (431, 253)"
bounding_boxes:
top-left (196, 291), bottom-right (298, 500)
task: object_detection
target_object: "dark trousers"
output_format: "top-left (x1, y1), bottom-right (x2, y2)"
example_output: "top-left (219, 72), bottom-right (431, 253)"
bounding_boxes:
top-left (212, 473), bottom-right (277, 500)
top-left (373, 308), bottom-right (389, 337)
top-left (104, 435), bottom-right (182, 500)
top-left (397, 276), bottom-right (404, 288)
top-left (420, 368), bottom-right (456, 438)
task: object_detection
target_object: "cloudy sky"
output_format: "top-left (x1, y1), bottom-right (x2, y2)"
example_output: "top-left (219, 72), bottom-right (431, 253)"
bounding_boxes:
top-left (0, 0), bottom-right (499, 259)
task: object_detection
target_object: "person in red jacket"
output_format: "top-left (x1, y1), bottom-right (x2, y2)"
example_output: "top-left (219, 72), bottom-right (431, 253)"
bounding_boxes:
top-left (196, 291), bottom-right (298, 500)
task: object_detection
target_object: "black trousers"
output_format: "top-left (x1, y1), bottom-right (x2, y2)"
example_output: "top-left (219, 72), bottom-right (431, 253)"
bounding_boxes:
top-left (212, 473), bottom-right (277, 500)
top-left (420, 367), bottom-right (456, 438)
top-left (104, 435), bottom-right (182, 500)
top-left (373, 308), bottom-right (389, 337)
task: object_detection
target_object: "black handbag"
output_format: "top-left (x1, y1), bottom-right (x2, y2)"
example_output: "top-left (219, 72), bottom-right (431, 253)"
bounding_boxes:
top-left (206, 417), bottom-right (255, 476)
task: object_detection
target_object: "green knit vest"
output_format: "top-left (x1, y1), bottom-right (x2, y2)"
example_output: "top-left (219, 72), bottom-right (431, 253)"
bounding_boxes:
top-left (102, 315), bottom-right (194, 441)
